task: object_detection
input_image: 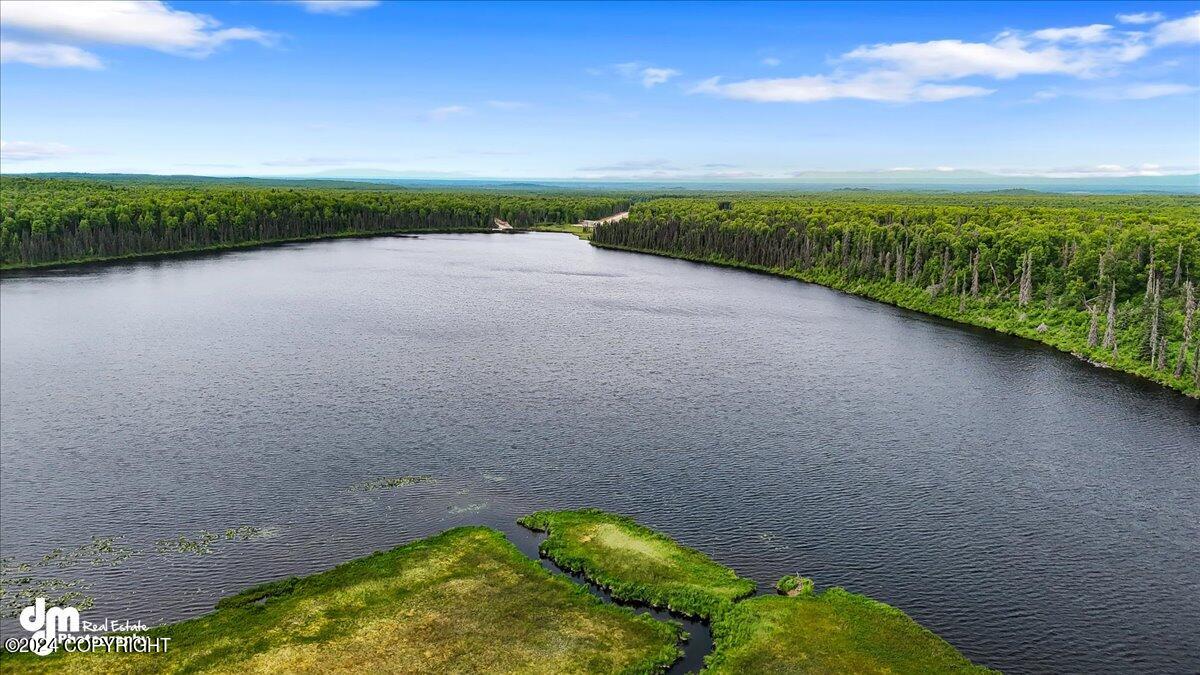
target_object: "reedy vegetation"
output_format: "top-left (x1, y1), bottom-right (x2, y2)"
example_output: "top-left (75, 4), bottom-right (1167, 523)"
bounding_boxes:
top-left (594, 194), bottom-right (1200, 396)
top-left (0, 177), bottom-right (631, 268)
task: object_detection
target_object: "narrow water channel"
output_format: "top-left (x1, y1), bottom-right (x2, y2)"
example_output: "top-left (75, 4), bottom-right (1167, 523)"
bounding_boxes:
top-left (508, 527), bottom-right (715, 674)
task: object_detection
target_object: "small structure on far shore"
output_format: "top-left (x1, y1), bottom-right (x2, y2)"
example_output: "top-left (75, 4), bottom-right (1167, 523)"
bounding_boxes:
top-left (493, 218), bottom-right (513, 231)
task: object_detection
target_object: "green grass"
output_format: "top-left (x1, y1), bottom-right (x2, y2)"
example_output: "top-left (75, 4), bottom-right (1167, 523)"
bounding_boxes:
top-left (0, 527), bottom-right (681, 674)
top-left (519, 509), bottom-right (756, 619)
top-left (706, 582), bottom-right (995, 674)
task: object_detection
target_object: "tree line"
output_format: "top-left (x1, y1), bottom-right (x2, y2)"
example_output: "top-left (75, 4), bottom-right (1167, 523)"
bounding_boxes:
top-left (594, 195), bottom-right (1200, 395)
top-left (0, 177), bottom-right (632, 267)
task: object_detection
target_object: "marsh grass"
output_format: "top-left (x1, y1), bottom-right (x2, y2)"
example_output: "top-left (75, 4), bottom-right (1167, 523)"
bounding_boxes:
top-left (706, 583), bottom-right (996, 674)
top-left (519, 509), bottom-right (756, 619)
top-left (0, 527), bottom-right (682, 674)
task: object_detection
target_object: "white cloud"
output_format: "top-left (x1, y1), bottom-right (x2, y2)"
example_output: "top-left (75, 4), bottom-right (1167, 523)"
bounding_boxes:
top-left (485, 100), bottom-right (529, 110)
top-left (1093, 82), bottom-right (1198, 99)
top-left (1116, 12), bottom-right (1164, 25)
top-left (844, 31), bottom-right (1146, 80)
top-left (290, 1), bottom-right (380, 14)
top-left (691, 72), bottom-right (992, 103)
top-left (692, 18), bottom-right (1192, 105)
top-left (0, 1), bottom-right (274, 57)
top-left (1153, 12), bottom-right (1200, 45)
top-left (762, 57), bottom-right (781, 67)
top-left (1031, 24), bottom-right (1113, 43)
top-left (427, 105), bottom-right (469, 121)
top-left (1030, 81), bottom-right (1198, 102)
top-left (0, 40), bottom-right (102, 69)
top-left (640, 67), bottom-right (679, 87)
top-left (0, 139), bottom-right (78, 161)
top-left (611, 62), bottom-right (680, 87)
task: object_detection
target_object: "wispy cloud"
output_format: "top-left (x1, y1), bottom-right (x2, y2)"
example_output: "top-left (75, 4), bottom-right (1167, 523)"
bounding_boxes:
top-left (0, 0), bottom-right (275, 63)
top-left (1030, 24), bottom-right (1113, 43)
top-left (692, 14), bottom-right (1198, 104)
top-left (1153, 12), bottom-right (1200, 46)
top-left (1116, 12), bottom-right (1164, 25)
top-left (0, 139), bottom-right (80, 161)
top-left (1089, 83), bottom-right (1198, 99)
top-left (761, 57), bottom-right (781, 67)
top-left (606, 62), bottom-right (681, 87)
top-left (427, 105), bottom-right (469, 121)
top-left (692, 73), bottom-right (993, 103)
top-left (0, 40), bottom-right (102, 69)
top-left (1031, 82), bottom-right (1197, 102)
top-left (289, 1), bottom-right (380, 15)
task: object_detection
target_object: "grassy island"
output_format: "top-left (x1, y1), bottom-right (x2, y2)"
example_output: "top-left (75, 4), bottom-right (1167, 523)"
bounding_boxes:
top-left (707, 581), bottom-right (995, 674)
top-left (0, 527), bottom-right (680, 674)
top-left (519, 509), bottom-right (757, 619)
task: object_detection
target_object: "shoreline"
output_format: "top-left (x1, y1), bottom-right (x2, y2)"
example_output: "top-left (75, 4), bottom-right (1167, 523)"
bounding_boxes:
top-left (0, 226), bottom-right (496, 273)
top-left (589, 240), bottom-right (1200, 399)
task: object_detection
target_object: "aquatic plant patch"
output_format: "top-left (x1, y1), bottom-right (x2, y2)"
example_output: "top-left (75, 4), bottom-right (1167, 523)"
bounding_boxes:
top-left (350, 475), bottom-right (436, 491)
top-left (153, 526), bottom-right (273, 556)
top-left (0, 537), bottom-right (134, 618)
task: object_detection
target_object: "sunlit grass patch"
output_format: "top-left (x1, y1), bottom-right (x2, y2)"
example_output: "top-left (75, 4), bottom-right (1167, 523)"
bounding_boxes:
top-left (706, 582), bottom-right (995, 674)
top-left (0, 527), bottom-right (681, 674)
top-left (519, 509), bottom-right (756, 618)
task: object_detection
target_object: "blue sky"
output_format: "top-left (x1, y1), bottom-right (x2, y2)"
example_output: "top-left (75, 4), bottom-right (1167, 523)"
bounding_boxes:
top-left (1, 0), bottom-right (1197, 179)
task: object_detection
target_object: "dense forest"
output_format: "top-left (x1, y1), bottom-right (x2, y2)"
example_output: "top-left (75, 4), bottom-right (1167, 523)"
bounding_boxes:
top-left (594, 195), bottom-right (1200, 396)
top-left (0, 177), bottom-right (632, 267)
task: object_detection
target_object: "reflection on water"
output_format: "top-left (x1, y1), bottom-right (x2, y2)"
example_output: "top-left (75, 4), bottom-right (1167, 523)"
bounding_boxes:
top-left (2, 233), bottom-right (1197, 673)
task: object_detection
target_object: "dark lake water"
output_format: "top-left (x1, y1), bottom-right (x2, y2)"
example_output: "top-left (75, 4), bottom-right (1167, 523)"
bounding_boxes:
top-left (1, 233), bottom-right (1197, 673)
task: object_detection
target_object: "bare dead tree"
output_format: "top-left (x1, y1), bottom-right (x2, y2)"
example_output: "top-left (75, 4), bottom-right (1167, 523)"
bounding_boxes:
top-left (1173, 243), bottom-right (1183, 288)
top-left (1102, 281), bottom-right (1118, 351)
top-left (1145, 246), bottom-right (1156, 300)
top-left (1176, 281), bottom-right (1195, 378)
top-left (1018, 251), bottom-right (1034, 307)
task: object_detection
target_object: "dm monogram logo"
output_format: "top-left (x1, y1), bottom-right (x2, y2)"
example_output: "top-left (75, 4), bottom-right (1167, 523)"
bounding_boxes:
top-left (19, 597), bottom-right (80, 656)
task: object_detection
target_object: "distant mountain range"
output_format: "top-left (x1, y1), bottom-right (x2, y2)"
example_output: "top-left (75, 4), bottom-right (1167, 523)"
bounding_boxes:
top-left (281, 168), bottom-right (1200, 193)
top-left (7, 170), bottom-right (1198, 194)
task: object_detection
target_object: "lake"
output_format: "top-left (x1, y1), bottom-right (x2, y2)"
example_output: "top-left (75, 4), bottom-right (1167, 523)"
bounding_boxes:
top-left (1, 233), bottom-right (1197, 673)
